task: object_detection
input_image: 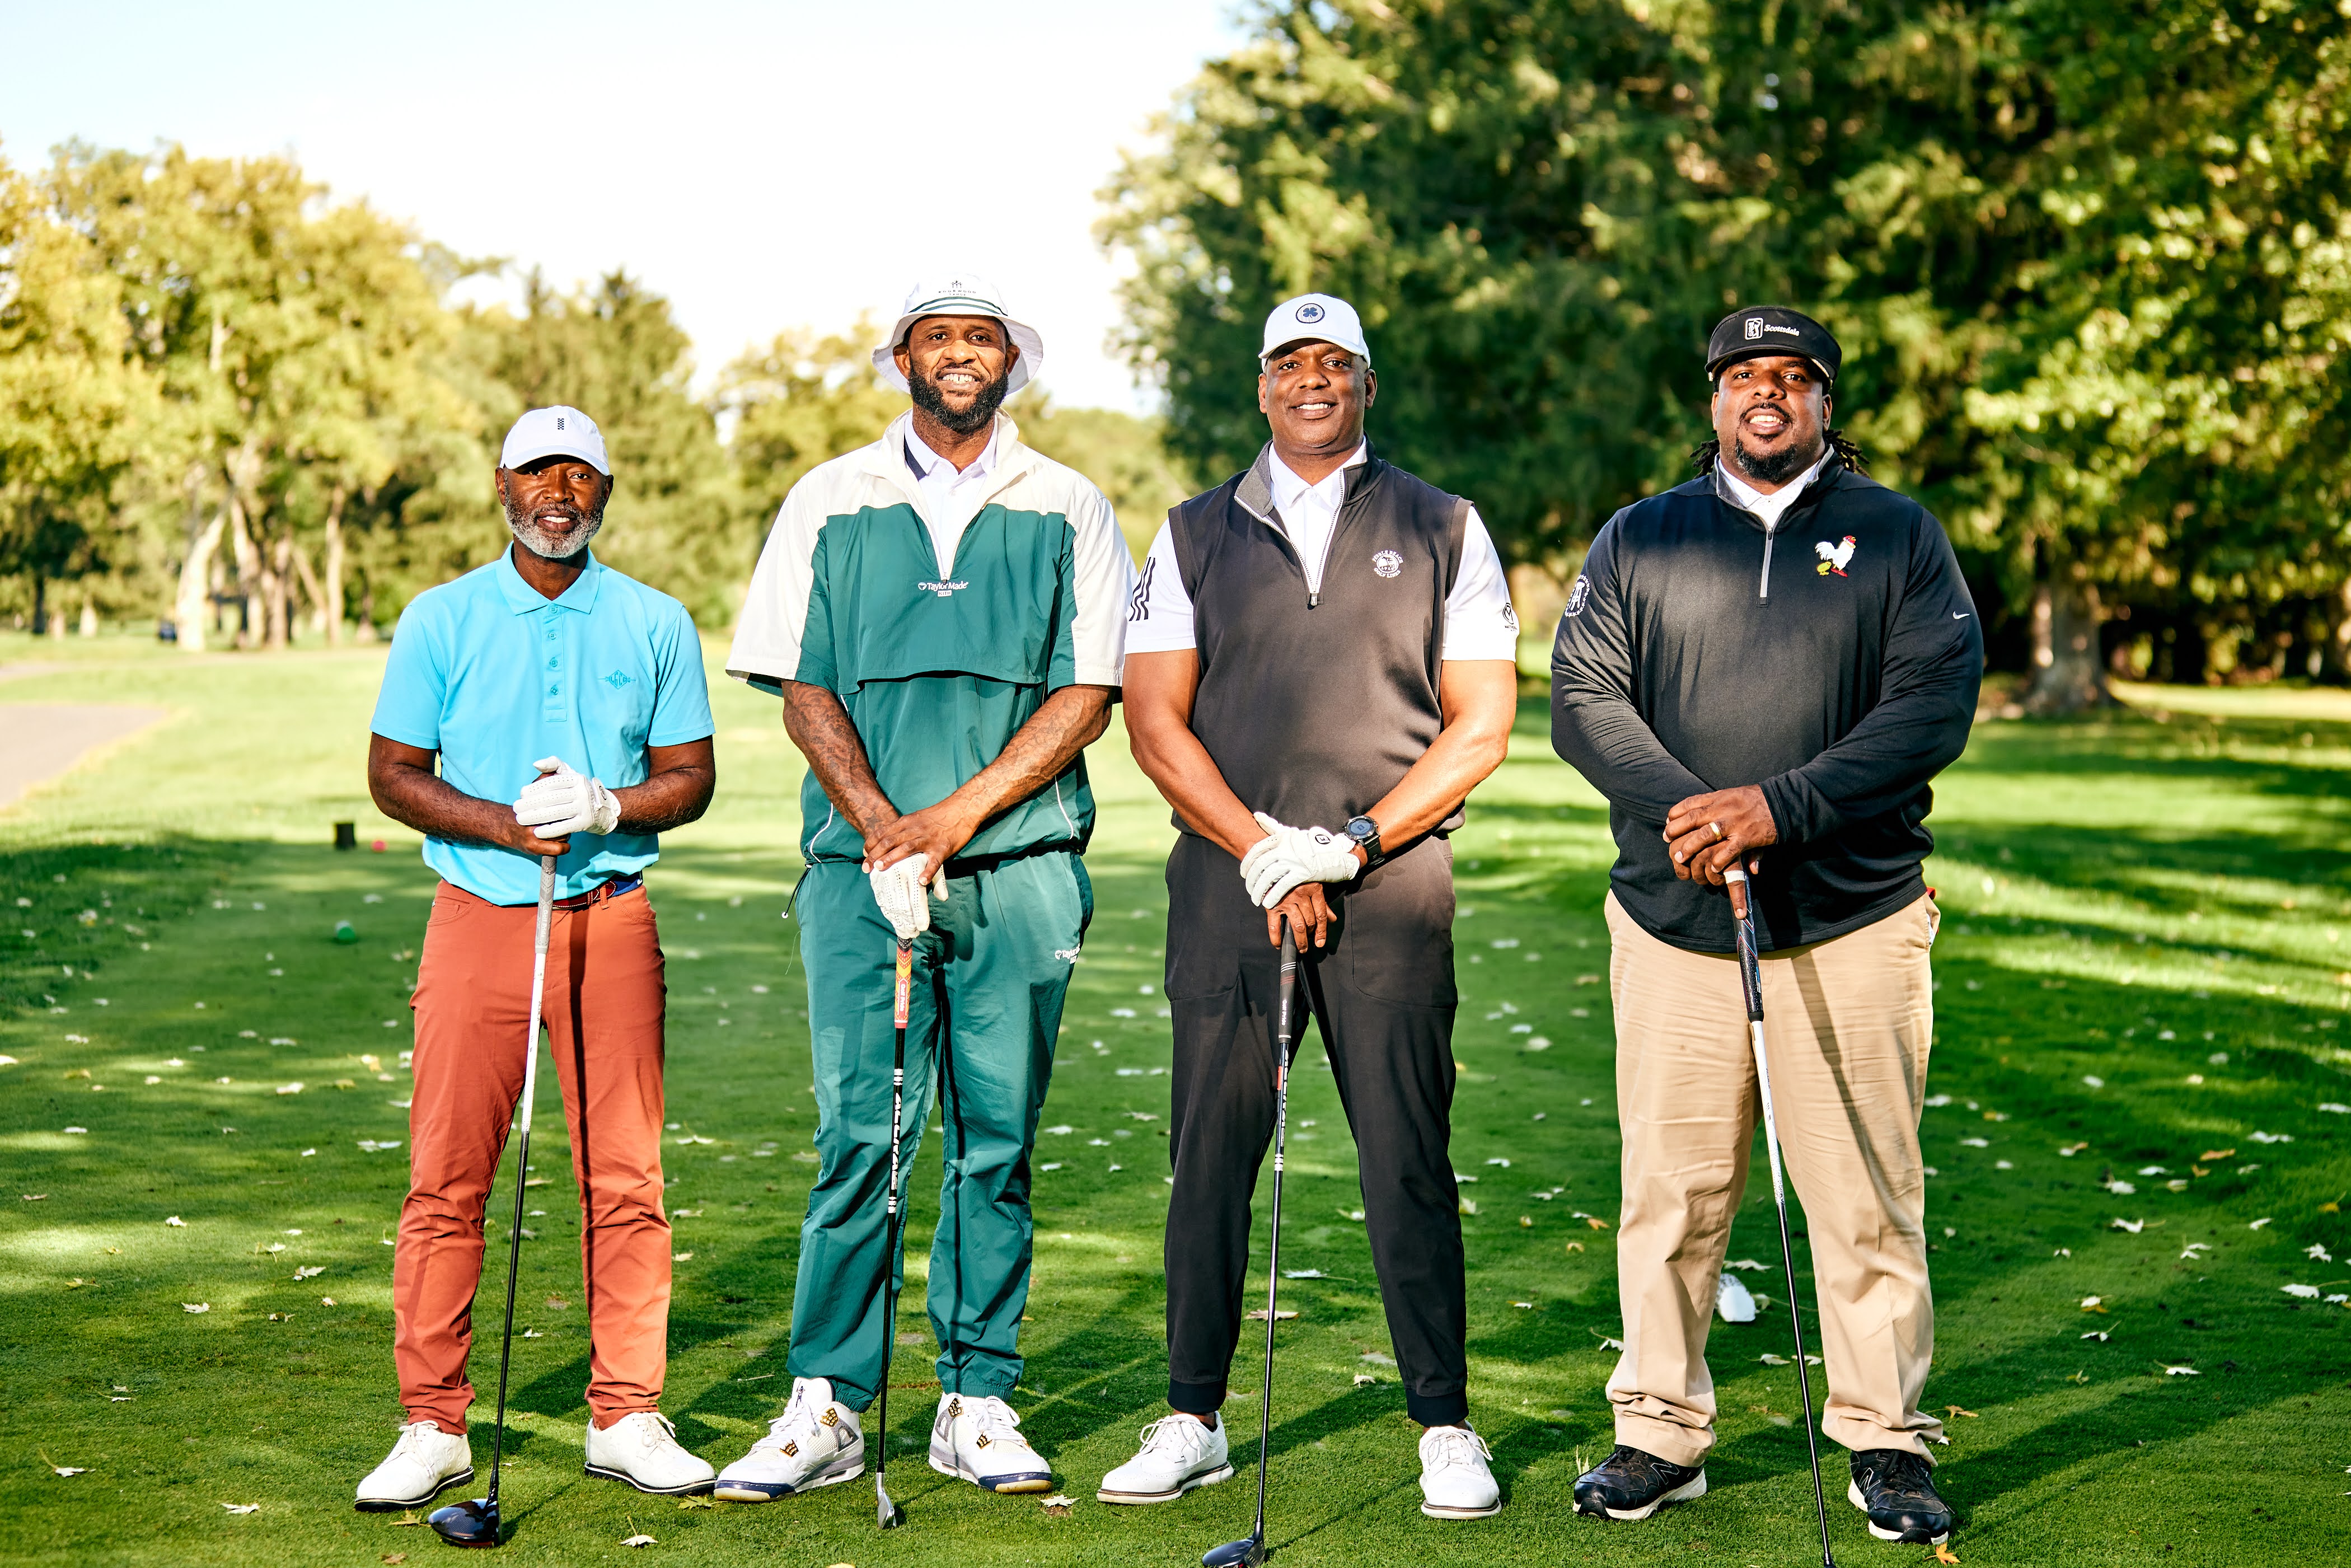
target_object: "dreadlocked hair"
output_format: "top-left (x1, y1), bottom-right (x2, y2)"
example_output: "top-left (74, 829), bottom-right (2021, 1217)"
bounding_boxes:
top-left (1690, 427), bottom-right (1869, 476)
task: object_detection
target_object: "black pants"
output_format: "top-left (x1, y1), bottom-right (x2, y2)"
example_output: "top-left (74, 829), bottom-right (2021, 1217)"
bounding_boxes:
top-left (1161, 832), bottom-right (1469, 1428)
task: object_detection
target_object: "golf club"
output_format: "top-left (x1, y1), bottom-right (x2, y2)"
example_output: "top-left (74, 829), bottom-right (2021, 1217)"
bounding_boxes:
top-left (874, 935), bottom-right (913, 1530)
top-left (429, 855), bottom-right (558, 1550)
top-left (1203, 915), bottom-right (1300, 1568)
top-left (1724, 866), bottom-right (1837, 1568)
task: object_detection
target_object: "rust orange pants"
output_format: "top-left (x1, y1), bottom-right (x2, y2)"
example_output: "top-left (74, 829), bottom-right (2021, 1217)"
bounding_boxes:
top-left (395, 880), bottom-right (671, 1432)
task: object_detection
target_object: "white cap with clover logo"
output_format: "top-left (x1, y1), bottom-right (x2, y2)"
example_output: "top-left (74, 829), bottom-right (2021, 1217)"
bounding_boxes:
top-left (1260, 293), bottom-right (1370, 364)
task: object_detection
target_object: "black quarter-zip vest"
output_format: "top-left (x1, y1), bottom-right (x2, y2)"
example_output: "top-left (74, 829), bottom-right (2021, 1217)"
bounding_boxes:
top-left (1167, 443), bottom-right (1471, 841)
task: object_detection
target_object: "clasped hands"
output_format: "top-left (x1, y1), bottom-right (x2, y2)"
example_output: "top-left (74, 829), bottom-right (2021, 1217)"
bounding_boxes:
top-left (859, 801), bottom-right (978, 942)
top-left (511, 756), bottom-right (621, 850)
top-left (1661, 784), bottom-right (1778, 886)
top-left (1239, 811), bottom-right (1360, 950)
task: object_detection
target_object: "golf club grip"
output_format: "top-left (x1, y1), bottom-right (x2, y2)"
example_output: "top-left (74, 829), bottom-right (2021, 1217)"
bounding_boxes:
top-left (1276, 919), bottom-right (1296, 1058)
top-left (1724, 868), bottom-right (1764, 1023)
top-left (893, 939), bottom-right (912, 1028)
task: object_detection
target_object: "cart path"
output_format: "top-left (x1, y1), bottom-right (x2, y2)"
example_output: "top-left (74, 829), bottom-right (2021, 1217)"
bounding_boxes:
top-left (0, 705), bottom-right (171, 809)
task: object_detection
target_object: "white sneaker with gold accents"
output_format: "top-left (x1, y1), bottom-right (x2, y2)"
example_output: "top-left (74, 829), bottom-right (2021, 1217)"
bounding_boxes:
top-left (928, 1392), bottom-right (1055, 1493)
top-left (712, 1377), bottom-right (864, 1502)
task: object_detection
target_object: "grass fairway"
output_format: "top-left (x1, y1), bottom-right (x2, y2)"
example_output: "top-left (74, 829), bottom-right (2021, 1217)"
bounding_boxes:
top-left (3, 631), bottom-right (2348, 1568)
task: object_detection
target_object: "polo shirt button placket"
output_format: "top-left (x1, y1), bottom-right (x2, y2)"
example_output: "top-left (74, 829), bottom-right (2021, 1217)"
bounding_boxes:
top-left (542, 611), bottom-right (566, 722)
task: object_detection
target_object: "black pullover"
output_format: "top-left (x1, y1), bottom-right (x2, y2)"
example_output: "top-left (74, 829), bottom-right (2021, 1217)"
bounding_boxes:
top-left (1551, 458), bottom-right (1981, 954)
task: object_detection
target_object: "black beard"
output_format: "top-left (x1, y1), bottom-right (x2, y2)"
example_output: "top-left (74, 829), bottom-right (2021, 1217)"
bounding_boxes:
top-left (908, 361), bottom-right (1011, 436)
top-left (504, 493), bottom-right (606, 561)
top-left (1732, 431), bottom-right (1822, 486)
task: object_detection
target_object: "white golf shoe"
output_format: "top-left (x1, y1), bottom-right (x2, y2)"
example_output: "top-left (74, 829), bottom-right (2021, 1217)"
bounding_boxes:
top-left (583, 1410), bottom-right (716, 1496)
top-left (1417, 1422), bottom-right (1502, 1519)
top-left (354, 1420), bottom-right (474, 1511)
top-left (1097, 1413), bottom-right (1234, 1504)
top-left (928, 1392), bottom-right (1055, 1493)
top-left (712, 1377), bottom-right (867, 1502)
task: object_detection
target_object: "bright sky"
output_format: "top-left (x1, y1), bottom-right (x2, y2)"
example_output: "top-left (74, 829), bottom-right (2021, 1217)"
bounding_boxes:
top-left (0, 1), bottom-right (1248, 412)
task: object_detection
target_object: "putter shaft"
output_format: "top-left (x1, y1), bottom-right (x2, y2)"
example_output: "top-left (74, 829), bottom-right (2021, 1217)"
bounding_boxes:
top-left (1251, 920), bottom-right (1300, 1555)
top-left (1725, 869), bottom-right (1836, 1568)
top-left (875, 937), bottom-right (912, 1529)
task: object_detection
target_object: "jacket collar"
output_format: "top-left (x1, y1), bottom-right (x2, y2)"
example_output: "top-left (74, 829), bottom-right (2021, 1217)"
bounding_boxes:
top-left (1701, 452), bottom-right (1847, 530)
top-left (857, 410), bottom-right (1039, 511)
top-left (494, 544), bottom-right (602, 615)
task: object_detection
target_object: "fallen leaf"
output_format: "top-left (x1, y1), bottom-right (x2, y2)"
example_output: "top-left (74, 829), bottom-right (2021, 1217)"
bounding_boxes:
top-left (1041, 1493), bottom-right (1075, 1511)
top-left (184, 1302), bottom-right (210, 1313)
top-left (1564, 1241), bottom-right (1585, 1253)
top-left (1353, 1373), bottom-right (1378, 1385)
top-left (2081, 1331), bottom-right (2109, 1341)
top-left (1281, 1270), bottom-right (1326, 1279)
top-left (620, 1534), bottom-right (656, 1547)
top-left (2250, 1217), bottom-right (2273, 1230)
top-left (383, 1555), bottom-right (409, 1564)
top-left (1934, 1543), bottom-right (1961, 1565)
top-left (2283, 1284), bottom-right (2320, 1298)
top-left (1585, 1216), bottom-right (1610, 1230)
top-left (2162, 1364), bottom-right (2199, 1377)
top-left (1244, 1308), bottom-right (1299, 1321)
top-left (1946, 1406), bottom-right (1979, 1418)
top-left (53, 1466), bottom-right (87, 1477)
top-left (1759, 1352), bottom-right (1791, 1365)
top-left (1727, 1258), bottom-right (1768, 1271)
top-left (222, 1502), bottom-right (259, 1514)
top-left (2110, 1218), bottom-right (2145, 1233)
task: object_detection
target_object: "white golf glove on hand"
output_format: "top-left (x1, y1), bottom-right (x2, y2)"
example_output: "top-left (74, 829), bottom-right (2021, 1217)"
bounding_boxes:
top-left (513, 756), bottom-right (621, 839)
top-left (1239, 811), bottom-right (1360, 910)
top-left (869, 854), bottom-right (948, 942)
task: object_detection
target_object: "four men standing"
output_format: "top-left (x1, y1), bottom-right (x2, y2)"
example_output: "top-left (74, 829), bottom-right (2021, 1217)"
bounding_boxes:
top-left (356, 293), bottom-right (1973, 1547)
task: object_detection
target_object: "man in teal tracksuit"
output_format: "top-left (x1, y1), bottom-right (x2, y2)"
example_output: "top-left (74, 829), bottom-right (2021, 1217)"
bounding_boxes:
top-left (716, 276), bottom-right (1134, 1499)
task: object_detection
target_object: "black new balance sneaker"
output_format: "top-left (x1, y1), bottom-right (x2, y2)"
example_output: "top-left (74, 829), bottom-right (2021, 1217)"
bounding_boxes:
top-left (1572, 1445), bottom-right (1707, 1520)
top-left (1848, 1449), bottom-right (1952, 1544)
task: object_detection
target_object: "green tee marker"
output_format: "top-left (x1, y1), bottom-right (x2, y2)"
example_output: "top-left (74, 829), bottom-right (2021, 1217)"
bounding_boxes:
top-left (333, 920), bottom-right (359, 945)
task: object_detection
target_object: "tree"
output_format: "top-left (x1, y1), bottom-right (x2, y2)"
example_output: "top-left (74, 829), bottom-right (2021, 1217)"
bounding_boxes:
top-left (717, 319), bottom-right (902, 531)
top-left (0, 148), bottom-right (148, 633)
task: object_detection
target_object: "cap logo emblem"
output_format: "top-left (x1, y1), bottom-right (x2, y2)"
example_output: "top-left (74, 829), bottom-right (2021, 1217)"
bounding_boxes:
top-left (1295, 302), bottom-right (1326, 324)
top-left (1815, 535), bottom-right (1857, 576)
top-left (1744, 317), bottom-right (1765, 340)
top-left (555, 416), bottom-right (566, 428)
top-left (1372, 549), bottom-right (1403, 579)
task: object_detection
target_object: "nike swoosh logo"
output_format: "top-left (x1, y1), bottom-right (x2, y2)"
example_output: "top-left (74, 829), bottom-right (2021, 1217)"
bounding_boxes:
top-left (1952, 612), bottom-right (1970, 620)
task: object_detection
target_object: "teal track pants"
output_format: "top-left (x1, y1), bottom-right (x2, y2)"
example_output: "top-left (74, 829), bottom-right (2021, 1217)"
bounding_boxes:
top-left (786, 851), bottom-right (1090, 1411)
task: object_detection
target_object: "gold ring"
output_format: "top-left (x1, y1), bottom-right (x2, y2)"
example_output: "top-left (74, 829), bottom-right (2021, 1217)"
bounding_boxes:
top-left (1710, 822), bottom-right (1724, 841)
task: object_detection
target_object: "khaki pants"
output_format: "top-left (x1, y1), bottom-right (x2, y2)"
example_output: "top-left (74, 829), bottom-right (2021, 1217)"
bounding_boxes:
top-left (1604, 890), bottom-right (1944, 1464)
top-left (396, 881), bottom-right (671, 1433)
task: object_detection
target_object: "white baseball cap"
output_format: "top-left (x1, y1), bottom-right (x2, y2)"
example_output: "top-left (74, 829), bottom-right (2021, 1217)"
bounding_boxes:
top-left (1260, 293), bottom-right (1370, 365)
top-left (873, 275), bottom-right (1045, 395)
top-left (499, 405), bottom-right (610, 476)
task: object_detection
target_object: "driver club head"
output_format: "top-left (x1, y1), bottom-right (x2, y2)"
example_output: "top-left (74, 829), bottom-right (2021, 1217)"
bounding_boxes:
top-left (427, 1496), bottom-right (502, 1548)
top-left (1202, 1532), bottom-right (1266, 1568)
top-left (877, 1475), bottom-right (901, 1530)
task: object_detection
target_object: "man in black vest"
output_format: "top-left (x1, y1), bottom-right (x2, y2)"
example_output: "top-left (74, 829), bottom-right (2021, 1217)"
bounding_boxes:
top-left (1552, 308), bottom-right (1978, 1546)
top-left (1111, 294), bottom-right (1521, 1521)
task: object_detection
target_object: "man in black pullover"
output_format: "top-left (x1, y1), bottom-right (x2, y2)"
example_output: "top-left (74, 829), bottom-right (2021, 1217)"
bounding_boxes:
top-left (1551, 308), bottom-right (1979, 1547)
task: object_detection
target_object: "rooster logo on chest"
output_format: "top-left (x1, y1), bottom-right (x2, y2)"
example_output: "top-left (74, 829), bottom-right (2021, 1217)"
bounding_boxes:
top-left (1815, 535), bottom-right (1857, 577)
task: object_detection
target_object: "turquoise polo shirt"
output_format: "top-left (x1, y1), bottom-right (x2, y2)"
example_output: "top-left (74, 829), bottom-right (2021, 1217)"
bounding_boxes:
top-left (369, 546), bottom-right (714, 906)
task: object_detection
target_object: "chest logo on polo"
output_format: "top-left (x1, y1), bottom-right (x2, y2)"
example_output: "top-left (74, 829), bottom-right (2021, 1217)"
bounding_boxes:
top-left (918, 579), bottom-right (971, 598)
top-left (1815, 536), bottom-right (1857, 577)
top-left (602, 671), bottom-right (634, 689)
top-left (1372, 549), bottom-right (1403, 579)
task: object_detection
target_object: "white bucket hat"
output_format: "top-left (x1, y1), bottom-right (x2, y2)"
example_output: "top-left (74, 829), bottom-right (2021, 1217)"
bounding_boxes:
top-left (872, 275), bottom-right (1045, 395)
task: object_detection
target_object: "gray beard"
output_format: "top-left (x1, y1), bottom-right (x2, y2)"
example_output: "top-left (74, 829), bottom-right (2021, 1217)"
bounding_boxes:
top-left (505, 495), bottom-right (605, 561)
top-left (1732, 431), bottom-right (1823, 486)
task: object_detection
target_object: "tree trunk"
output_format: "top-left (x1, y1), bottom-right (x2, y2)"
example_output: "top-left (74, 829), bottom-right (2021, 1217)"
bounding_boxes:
top-left (322, 485), bottom-right (346, 647)
top-left (288, 532), bottom-right (326, 638)
top-left (78, 597), bottom-right (97, 637)
top-left (265, 532), bottom-right (292, 649)
top-left (2324, 579), bottom-right (2351, 685)
top-left (2024, 572), bottom-right (2111, 714)
top-left (174, 502), bottom-right (228, 654)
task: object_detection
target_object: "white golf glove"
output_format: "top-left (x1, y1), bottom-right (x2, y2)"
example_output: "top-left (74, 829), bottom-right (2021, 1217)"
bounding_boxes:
top-left (1239, 811), bottom-right (1361, 910)
top-left (513, 756), bottom-right (621, 839)
top-left (869, 854), bottom-right (948, 942)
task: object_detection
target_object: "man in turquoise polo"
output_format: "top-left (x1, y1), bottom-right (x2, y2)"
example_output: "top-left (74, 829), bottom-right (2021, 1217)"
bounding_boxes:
top-left (717, 276), bottom-right (1132, 1500)
top-left (360, 405), bottom-right (719, 1511)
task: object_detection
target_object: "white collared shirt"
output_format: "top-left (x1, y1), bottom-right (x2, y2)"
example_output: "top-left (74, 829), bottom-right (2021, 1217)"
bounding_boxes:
top-left (1715, 445), bottom-right (1833, 531)
top-left (1126, 443), bottom-right (1520, 661)
top-left (902, 422), bottom-right (1003, 578)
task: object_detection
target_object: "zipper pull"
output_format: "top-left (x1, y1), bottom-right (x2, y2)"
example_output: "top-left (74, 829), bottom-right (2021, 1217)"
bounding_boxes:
top-left (1309, 591), bottom-right (1320, 609)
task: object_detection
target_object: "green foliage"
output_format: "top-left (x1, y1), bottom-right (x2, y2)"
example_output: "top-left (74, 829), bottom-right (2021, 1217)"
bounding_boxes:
top-left (1104, 1), bottom-right (2351, 684)
top-left (718, 317), bottom-right (906, 531)
top-left (1011, 390), bottom-right (1196, 559)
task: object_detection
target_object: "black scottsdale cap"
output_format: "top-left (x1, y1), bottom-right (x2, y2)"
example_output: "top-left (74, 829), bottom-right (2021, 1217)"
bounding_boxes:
top-left (1706, 306), bottom-right (1841, 383)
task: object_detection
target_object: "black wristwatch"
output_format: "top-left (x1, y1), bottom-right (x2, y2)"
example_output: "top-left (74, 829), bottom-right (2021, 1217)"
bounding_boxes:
top-left (1343, 815), bottom-right (1384, 868)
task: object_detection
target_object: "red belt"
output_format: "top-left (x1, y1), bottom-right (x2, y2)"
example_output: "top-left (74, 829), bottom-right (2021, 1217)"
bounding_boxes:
top-left (552, 874), bottom-right (643, 911)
